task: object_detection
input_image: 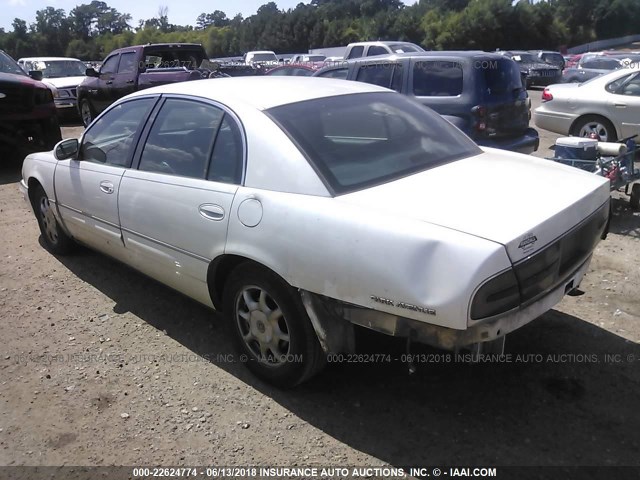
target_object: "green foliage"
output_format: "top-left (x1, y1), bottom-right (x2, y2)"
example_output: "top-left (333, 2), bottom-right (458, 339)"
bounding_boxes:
top-left (2, 0), bottom-right (640, 61)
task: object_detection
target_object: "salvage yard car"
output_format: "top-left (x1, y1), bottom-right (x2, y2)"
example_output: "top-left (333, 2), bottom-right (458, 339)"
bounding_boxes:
top-left (534, 66), bottom-right (640, 142)
top-left (20, 77), bottom-right (610, 387)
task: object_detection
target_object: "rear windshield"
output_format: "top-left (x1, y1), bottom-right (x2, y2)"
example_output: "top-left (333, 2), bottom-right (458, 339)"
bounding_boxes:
top-left (143, 48), bottom-right (205, 70)
top-left (483, 58), bottom-right (524, 94)
top-left (389, 43), bottom-right (422, 53)
top-left (251, 53), bottom-right (278, 62)
top-left (267, 92), bottom-right (480, 194)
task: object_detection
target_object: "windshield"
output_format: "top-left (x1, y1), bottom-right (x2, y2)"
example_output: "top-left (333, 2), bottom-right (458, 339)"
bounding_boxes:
top-left (29, 60), bottom-right (86, 78)
top-left (0, 51), bottom-right (27, 76)
top-left (267, 92), bottom-right (481, 194)
top-left (303, 55), bottom-right (326, 62)
top-left (390, 43), bottom-right (423, 53)
top-left (251, 53), bottom-right (278, 62)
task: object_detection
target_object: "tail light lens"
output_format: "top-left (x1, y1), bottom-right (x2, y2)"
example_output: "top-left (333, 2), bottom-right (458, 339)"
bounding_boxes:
top-left (542, 88), bottom-right (553, 102)
top-left (471, 105), bottom-right (487, 132)
top-left (470, 269), bottom-right (521, 320)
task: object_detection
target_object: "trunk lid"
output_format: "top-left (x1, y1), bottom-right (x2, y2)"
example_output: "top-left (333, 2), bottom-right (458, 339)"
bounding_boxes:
top-left (338, 149), bottom-right (610, 264)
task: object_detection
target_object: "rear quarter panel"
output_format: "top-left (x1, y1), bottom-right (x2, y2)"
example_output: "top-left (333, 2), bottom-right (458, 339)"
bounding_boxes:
top-left (225, 188), bottom-right (510, 330)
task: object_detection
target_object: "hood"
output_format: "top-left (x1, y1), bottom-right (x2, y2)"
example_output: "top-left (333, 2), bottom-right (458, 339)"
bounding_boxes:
top-left (338, 149), bottom-right (610, 264)
top-left (0, 71), bottom-right (47, 88)
top-left (42, 76), bottom-right (86, 89)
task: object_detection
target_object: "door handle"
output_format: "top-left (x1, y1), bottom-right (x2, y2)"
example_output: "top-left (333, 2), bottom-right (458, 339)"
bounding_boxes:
top-left (614, 103), bottom-right (627, 107)
top-left (106, 80), bottom-right (113, 85)
top-left (99, 181), bottom-right (114, 194)
top-left (126, 80), bottom-right (135, 84)
top-left (199, 204), bottom-right (225, 221)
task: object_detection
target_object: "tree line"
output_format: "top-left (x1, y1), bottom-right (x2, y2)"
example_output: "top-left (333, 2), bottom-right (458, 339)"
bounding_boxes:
top-left (1, 0), bottom-right (639, 61)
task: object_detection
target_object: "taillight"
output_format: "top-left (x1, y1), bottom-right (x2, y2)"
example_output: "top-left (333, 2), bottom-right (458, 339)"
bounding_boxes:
top-left (470, 269), bottom-right (521, 320)
top-left (542, 88), bottom-right (553, 102)
top-left (471, 105), bottom-right (487, 132)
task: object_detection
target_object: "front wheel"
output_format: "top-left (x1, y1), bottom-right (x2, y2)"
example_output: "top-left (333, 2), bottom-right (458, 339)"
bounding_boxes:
top-left (223, 263), bottom-right (325, 387)
top-left (32, 185), bottom-right (75, 255)
top-left (80, 99), bottom-right (95, 127)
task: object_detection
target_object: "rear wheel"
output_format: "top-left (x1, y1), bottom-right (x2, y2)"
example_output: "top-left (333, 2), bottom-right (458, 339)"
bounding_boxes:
top-left (571, 115), bottom-right (617, 142)
top-left (223, 263), bottom-right (325, 387)
top-left (32, 185), bottom-right (75, 255)
top-left (80, 99), bottom-right (95, 127)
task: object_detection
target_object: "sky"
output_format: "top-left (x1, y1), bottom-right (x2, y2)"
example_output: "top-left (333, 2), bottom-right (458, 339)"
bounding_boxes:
top-left (1, 0), bottom-right (419, 32)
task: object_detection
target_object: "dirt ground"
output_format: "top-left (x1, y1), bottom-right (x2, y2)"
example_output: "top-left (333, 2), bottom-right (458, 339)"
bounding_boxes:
top-left (1, 92), bottom-right (639, 476)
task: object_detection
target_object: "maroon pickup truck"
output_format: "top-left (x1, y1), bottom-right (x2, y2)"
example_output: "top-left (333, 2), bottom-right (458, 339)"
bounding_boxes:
top-left (1, 50), bottom-right (61, 163)
top-left (76, 43), bottom-right (213, 126)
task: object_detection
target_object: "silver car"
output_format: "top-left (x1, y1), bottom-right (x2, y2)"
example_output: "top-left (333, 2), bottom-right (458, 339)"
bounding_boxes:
top-left (534, 66), bottom-right (640, 142)
top-left (20, 77), bottom-right (610, 386)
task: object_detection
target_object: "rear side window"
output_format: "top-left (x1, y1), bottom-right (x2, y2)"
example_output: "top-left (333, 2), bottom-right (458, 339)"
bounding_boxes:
top-left (317, 68), bottom-right (348, 79)
top-left (347, 46), bottom-right (364, 59)
top-left (367, 46), bottom-right (388, 57)
top-left (413, 61), bottom-right (463, 96)
top-left (118, 52), bottom-right (137, 73)
top-left (356, 64), bottom-right (403, 92)
top-left (139, 99), bottom-right (224, 179)
top-left (208, 116), bottom-right (243, 184)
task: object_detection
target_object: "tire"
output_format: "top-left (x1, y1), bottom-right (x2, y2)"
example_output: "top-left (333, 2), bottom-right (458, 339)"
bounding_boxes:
top-left (31, 185), bottom-right (75, 255)
top-left (631, 183), bottom-right (640, 211)
top-left (223, 263), bottom-right (325, 387)
top-left (80, 99), bottom-right (96, 127)
top-left (571, 115), bottom-right (617, 142)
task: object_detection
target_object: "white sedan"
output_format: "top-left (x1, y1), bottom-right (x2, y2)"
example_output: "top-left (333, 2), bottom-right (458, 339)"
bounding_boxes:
top-left (534, 66), bottom-right (640, 142)
top-left (20, 77), bottom-right (610, 387)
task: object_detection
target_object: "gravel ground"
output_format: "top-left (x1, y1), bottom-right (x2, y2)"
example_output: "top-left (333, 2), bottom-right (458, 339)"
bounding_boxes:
top-left (1, 92), bottom-right (639, 475)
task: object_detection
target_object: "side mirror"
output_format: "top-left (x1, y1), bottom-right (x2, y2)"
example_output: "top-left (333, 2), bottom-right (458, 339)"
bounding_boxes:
top-left (29, 70), bottom-right (43, 81)
top-left (520, 71), bottom-right (528, 89)
top-left (54, 138), bottom-right (79, 160)
top-left (85, 68), bottom-right (99, 77)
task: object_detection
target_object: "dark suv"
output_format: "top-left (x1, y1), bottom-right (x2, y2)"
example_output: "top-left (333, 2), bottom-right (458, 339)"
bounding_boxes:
top-left (313, 52), bottom-right (539, 154)
top-left (0, 50), bottom-right (61, 162)
top-left (499, 51), bottom-right (562, 88)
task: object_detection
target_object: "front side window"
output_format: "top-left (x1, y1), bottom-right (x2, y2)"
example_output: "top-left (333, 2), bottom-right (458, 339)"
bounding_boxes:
top-left (413, 61), bottom-right (463, 96)
top-left (100, 55), bottom-right (119, 75)
top-left (0, 51), bottom-right (27, 76)
top-left (267, 92), bottom-right (480, 194)
top-left (139, 99), bottom-right (224, 179)
top-left (80, 98), bottom-right (156, 166)
top-left (347, 46), bottom-right (364, 59)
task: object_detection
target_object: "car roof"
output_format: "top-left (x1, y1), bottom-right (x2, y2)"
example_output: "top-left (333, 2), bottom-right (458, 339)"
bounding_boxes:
top-left (18, 57), bottom-right (82, 62)
top-left (332, 50), bottom-right (503, 64)
top-left (128, 76), bottom-right (390, 110)
top-left (349, 41), bottom-right (418, 46)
